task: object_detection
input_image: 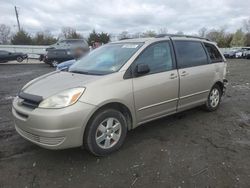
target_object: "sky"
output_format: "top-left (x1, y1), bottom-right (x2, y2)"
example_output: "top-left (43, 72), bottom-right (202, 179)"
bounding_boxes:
top-left (0, 0), bottom-right (249, 37)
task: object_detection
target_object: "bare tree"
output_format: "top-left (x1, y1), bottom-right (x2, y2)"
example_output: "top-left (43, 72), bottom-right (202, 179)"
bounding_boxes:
top-left (243, 19), bottom-right (250, 33)
top-left (158, 27), bottom-right (168, 34)
top-left (198, 27), bottom-right (207, 37)
top-left (0, 24), bottom-right (11, 44)
top-left (176, 31), bottom-right (184, 35)
top-left (118, 31), bottom-right (129, 40)
top-left (61, 27), bottom-right (83, 39)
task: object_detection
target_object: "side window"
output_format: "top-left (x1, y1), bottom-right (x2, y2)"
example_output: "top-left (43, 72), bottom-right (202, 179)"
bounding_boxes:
top-left (0, 51), bottom-right (7, 55)
top-left (134, 42), bottom-right (173, 74)
top-left (204, 43), bottom-right (223, 63)
top-left (174, 41), bottom-right (208, 68)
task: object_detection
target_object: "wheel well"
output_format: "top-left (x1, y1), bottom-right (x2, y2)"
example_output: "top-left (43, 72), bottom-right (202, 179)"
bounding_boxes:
top-left (87, 102), bottom-right (133, 130)
top-left (214, 81), bottom-right (224, 92)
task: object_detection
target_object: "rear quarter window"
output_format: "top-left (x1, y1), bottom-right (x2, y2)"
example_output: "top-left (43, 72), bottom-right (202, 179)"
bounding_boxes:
top-left (204, 43), bottom-right (223, 63)
top-left (174, 41), bottom-right (208, 68)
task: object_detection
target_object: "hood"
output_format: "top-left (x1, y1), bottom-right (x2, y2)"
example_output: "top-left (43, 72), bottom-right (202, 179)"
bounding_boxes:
top-left (23, 71), bottom-right (102, 98)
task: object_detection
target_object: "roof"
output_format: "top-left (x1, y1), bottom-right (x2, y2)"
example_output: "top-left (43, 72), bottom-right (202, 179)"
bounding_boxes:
top-left (111, 38), bottom-right (154, 43)
top-left (111, 34), bottom-right (215, 44)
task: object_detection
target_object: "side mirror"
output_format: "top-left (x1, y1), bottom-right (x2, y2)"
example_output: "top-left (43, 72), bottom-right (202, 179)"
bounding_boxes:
top-left (135, 64), bottom-right (150, 76)
top-left (8, 52), bottom-right (12, 55)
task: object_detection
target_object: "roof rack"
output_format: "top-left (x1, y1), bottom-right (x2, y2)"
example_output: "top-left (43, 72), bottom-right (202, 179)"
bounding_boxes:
top-left (155, 34), bottom-right (211, 41)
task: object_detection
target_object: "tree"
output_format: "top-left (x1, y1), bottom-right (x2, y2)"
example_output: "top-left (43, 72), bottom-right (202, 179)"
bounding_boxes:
top-left (198, 27), bottom-right (207, 38)
top-left (87, 30), bottom-right (99, 45)
top-left (206, 29), bottom-right (232, 47)
top-left (158, 27), bottom-right (168, 34)
top-left (98, 32), bottom-right (110, 44)
top-left (230, 29), bottom-right (245, 47)
top-left (0, 24), bottom-right (11, 44)
top-left (176, 31), bottom-right (184, 35)
top-left (32, 31), bottom-right (57, 45)
top-left (61, 27), bottom-right (83, 39)
top-left (118, 31), bottom-right (129, 40)
top-left (11, 30), bottom-right (32, 45)
top-left (244, 33), bottom-right (250, 46)
top-left (142, 30), bottom-right (157, 37)
top-left (87, 30), bottom-right (110, 45)
top-left (243, 19), bottom-right (250, 33)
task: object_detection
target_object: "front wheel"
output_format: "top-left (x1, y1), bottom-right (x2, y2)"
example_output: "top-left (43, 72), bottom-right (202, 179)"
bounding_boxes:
top-left (51, 60), bottom-right (59, 67)
top-left (84, 109), bottom-right (127, 156)
top-left (204, 85), bottom-right (222, 111)
top-left (16, 56), bottom-right (23, 62)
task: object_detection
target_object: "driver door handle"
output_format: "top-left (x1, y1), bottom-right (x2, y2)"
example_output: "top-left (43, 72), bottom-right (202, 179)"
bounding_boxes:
top-left (170, 73), bottom-right (178, 79)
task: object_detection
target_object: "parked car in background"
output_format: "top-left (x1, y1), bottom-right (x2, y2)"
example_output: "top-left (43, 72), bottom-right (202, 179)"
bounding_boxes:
top-left (46, 39), bottom-right (89, 51)
top-left (223, 48), bottom-right (250, 59)
top-left (44, 49), bottom-right (74, 67)
top-left (0, 50), bottom-right (28, 63)
top-left (235, 50), bottom-right (244, 58)
top-left (12, 35), bottom-right (227, 156)
top-left (223, 50), bottom-right (235, 58)
top-left (56, 47), bottom-right (90, 70)
top-left (56, 59), bottom-right (76, 71)
top-left (242, 48), bottom-right (250, 59)
top-left (246, 50), bottom-right (250, 59)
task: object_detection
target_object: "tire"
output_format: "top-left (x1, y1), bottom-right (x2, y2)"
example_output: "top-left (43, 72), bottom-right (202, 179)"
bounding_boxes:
top-left (84, 109), bottom-right (127, 156)
top-left (51, 61), bottom-right (59, 67)
top-left (204, 84), bottom-right (222, 112)
top-left (16, 56), bottom-right (23, 62)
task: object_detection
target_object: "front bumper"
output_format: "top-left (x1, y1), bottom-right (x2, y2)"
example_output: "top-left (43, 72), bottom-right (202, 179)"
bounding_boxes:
top-left (12, 97), bottom-right (97, 149)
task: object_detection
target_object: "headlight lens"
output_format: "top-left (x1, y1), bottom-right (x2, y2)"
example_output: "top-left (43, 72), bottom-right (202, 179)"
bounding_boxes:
top-left (39, 88), bottom-right (85, 109)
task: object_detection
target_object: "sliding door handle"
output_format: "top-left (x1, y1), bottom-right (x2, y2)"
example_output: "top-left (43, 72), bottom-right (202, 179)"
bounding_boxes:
top-left (180, 71), bottom-right (189, 77)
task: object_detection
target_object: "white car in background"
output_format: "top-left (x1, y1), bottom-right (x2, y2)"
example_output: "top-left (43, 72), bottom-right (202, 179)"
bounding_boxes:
top-left (235, 50), bottom-right (243, 58)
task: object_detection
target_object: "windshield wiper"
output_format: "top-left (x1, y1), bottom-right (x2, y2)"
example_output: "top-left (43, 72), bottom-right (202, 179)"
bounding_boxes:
top-left (70, 70), bottom-right (91, 75)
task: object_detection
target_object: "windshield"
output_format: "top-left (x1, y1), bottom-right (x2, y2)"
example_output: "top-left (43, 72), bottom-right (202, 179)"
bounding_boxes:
top-left (69, 43), bottom-right (143, 75)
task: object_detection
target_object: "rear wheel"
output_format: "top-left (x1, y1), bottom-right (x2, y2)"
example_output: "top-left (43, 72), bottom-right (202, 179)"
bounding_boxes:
top-left (16, 56), bottom-right (23, 62)
top-left (84, 109), bottom-right (127, 156)
top-left (204, 84), bottom-right (222, 111)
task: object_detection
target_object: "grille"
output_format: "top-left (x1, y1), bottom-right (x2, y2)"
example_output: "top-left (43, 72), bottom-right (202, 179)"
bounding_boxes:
top-left (16, 126), bottom-right (65, 146)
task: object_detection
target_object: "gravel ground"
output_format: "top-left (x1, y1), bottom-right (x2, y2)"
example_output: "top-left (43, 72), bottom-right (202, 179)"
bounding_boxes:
top-left (0, 59), bottom-right (250, 188)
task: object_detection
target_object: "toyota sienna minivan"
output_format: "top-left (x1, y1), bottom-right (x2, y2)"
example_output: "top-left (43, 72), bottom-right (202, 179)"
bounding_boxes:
top-left (12, 35), bottom-right (227, 156)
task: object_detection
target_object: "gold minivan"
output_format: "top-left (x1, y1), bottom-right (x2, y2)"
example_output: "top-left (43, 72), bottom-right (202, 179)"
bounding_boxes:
top-left (12, 35), bottom-right (227, 156)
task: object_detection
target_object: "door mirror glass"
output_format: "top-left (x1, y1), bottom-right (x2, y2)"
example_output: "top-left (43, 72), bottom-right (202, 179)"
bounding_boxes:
top-left (135, 64), bottom-right (150, 76)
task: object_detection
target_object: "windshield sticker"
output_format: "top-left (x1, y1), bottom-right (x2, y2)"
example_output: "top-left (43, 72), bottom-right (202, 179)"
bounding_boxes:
top-left (122, 44), bottom-right (138, 49)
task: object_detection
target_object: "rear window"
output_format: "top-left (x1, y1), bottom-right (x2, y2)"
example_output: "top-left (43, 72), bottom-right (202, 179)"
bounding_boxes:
top-left (204, 43), bottom-right (223, 63)
top-left (174, 41), bottom-right (208, 68)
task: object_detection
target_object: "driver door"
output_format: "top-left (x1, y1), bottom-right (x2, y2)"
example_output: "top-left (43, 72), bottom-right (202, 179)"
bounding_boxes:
top-left (132, 41), bottom-right (179, 123)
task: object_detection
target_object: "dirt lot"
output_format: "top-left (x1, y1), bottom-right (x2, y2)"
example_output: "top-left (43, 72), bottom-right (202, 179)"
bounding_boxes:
top-left (0, 59), bottom-right (250, 188)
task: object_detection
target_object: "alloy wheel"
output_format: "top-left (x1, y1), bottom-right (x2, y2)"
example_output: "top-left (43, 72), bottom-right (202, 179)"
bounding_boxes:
top-left (209, 88), bottom-right (220, 108)
top-left (95, 117), bottom-right (122, 149)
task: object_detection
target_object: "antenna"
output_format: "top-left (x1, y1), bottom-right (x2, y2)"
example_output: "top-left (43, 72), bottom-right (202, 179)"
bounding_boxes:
top-left (14, 6), bottom-right (21, 32)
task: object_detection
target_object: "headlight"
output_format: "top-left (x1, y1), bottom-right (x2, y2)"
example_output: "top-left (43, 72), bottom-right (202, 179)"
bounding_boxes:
top-left (39, 88), bottom-right (85, 109)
